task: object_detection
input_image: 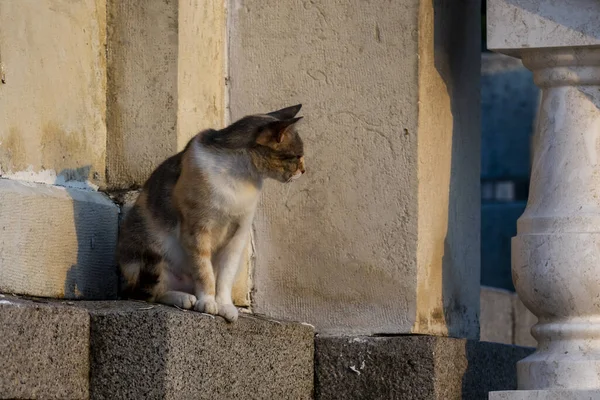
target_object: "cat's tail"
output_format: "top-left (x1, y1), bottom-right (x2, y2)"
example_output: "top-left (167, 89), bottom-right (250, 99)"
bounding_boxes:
top-left (118, 253), bottom-right (167, 302)
top-left (118, 261), bottom-right (143, 300)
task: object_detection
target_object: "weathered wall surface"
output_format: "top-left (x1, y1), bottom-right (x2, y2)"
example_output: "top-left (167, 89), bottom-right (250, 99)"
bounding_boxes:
top-left (230, 0), bottom-right (420, 334)
top-left (230, 0), bottom-right (480, 336)
top-left (0, 0), bottom-right (107, 188)
top-left (0, 0), bottom-right (120, 300)
top-left (106, 0), bottom-right (226, 189)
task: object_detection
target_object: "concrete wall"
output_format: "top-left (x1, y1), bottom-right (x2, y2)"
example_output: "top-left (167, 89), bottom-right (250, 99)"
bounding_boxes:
top-left (229, 0), bottom-right (480, 336)
top-left (0, 0), bottom-right (247, 304)
top-left (0, 0), bottom-right (107, 188)
top-left (0, 0), bottom-right (482, 331)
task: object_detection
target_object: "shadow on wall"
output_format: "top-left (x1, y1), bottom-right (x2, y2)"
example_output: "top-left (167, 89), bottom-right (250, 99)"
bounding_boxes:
top-left (58, 166), bottom-right (119, 299)
top-left (432, 0), bottom-right (481, 340)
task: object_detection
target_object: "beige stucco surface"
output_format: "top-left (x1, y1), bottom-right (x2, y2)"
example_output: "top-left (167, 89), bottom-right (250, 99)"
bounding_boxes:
top-left (0, 179), bottom-right (119, 299)
top-left (229, 0), bottom-right (480, 336)
top-left (0, 0), bottom-right (107, 187)
top-left (106, 0), bottom-right (226, 189)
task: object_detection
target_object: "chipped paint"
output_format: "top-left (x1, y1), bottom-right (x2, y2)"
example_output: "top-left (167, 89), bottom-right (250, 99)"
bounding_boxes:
top-left (0, 166), bottom-right (99, 191)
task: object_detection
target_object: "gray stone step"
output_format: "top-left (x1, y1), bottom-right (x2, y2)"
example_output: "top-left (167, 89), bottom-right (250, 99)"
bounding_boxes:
top-left (314, 335), bottom-right (534, 400)
top-left (0, 296), bottom-right (314, 400)
top-left (78, 301), bottom-right (314, 400)
top-left (0, 295), bottom-right (90, 400)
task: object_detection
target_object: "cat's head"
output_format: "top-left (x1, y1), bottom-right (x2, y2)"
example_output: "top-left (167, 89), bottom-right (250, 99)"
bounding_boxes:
top-left (225, 104), bottom-right (306, 183)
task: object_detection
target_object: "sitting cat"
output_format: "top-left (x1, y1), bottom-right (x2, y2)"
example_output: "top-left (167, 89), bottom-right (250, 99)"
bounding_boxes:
top-left (117, 104), bottom-right (305, 322)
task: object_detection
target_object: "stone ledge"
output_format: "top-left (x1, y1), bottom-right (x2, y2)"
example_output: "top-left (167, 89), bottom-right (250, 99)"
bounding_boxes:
top-left (315, 335), bottom-right (534, 400)
top-left (75, 300), bottom-right (314, 400)
top-left (0, 296), bottom-right (90, 400)
top-left (490, 390), bottom-right (600, 400)
top-left (487, 0), bottom-right (600, 52)
top-left (0, 296), bottom-right (314, 400)
top-left (0, 178), bottom-right (119, 299)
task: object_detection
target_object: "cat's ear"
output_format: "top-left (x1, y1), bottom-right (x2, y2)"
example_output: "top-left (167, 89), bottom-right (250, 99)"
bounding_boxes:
top-left (266, 104), bottom-right (302, 120)
top-left (256, 117), bottom-right (303, 146)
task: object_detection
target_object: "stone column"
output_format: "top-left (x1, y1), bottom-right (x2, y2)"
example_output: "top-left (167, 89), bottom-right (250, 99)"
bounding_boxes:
top-left (488, 1), bottom-right (600, 398)
top-left (106, 0), bottom-right (226, 189)
top-left (229, 0), bottom-right (481, 337)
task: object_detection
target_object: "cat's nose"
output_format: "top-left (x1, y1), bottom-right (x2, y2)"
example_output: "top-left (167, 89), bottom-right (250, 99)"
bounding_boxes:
top-left (299, 157), bottom-right (306, 174)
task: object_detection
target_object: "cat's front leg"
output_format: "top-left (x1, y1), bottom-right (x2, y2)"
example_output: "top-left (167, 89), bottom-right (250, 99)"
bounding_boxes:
top-left (181, 227), bottom-right (218, 315)
top-left (213, 220), bottom-right (252, 322)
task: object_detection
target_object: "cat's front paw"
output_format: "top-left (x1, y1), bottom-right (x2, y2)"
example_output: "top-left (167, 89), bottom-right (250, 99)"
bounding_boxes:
top-left (218, 303), bottom-right (239, 322)
top-left (175, 293), bottom-right (197, 309)
top-left (194, 296), bottom-right (218, 315)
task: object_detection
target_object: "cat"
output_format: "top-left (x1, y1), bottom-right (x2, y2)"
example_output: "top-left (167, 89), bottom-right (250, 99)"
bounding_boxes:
top-left (116, 104), bottom-right (305, 322)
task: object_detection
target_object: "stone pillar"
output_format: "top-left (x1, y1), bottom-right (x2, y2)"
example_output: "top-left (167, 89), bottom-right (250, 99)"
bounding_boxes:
top-left (488, 0), bottom-right (600, 398)
top-left (229, 0), bottom-right (481, 336)
top-left (106, 0), bottom-right (226, 189)
top-left (105, 0), bottom-right (250, 306)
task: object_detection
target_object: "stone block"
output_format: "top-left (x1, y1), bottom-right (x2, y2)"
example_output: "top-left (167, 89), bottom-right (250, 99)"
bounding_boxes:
top-left (479, 286), bottom-right (537, 347)
top-left (487, 0), bottom-right (600, 53)
top-left (490, 390), bottom-right (600, 400)
top-left (106, 0), bottom-right (225, 189)
top-left (230, 0), bottom-right (481, 337)
top-left (480, 286), bottom-right (514, 345)
top-left (315, 335), bottom-right (534, 400)
top-left (77, 301), bottom-right (314, 400)
top-left (0, 0), bottom-right (107, 188)
top-left (0, 295), bottom-right (90, 400)
top-left (0, 179), bottom-right (119, 299)
top-left (513, 296), bottom-right (537, 348)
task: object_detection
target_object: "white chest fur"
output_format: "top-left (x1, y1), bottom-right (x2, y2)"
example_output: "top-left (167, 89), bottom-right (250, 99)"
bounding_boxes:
top-left (192, 143), bottom-right (262, 216)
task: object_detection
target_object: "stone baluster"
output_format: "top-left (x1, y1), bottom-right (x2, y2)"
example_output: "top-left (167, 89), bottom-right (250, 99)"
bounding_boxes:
top-left (488, 1), bottom-right (600, 398)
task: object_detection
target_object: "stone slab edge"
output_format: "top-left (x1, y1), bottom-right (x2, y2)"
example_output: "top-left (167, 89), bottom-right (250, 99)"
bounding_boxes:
top-left (315, 335), bottom-right (534, 400)
top-left (0, 178), bottom-right (119, 299)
